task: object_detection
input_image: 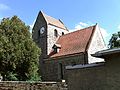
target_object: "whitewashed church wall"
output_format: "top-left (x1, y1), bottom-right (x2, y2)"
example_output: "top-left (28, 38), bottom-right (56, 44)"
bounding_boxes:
top-left (88, 25), bottom-right (106, 63)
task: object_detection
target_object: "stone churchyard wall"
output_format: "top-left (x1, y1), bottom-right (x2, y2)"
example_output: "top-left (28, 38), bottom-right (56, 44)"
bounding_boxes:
top-left (67, 60), bottom-right (120, 90)
top-left (0, 81), bottom-right (68, 90)
top-left (66, 63), bottom-right (105, 90)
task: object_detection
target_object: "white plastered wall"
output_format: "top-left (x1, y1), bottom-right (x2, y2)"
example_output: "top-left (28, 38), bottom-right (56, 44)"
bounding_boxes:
top-left (88, 24), bottom-right (107, 63)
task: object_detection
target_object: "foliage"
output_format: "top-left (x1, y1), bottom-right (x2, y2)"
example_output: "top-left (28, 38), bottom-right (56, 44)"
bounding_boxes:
top-left (5, 72), bottom-right (18, 81)
top-left (0, 16), bottom-right (41, 81)
top-left (109, 31), bottom-right (120, 48)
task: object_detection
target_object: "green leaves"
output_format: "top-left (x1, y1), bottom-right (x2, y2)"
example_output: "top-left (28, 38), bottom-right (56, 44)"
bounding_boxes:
top-left (109, 31), bottom-right (120, 48)
top-left (0, 16), bottom-right (41, 81)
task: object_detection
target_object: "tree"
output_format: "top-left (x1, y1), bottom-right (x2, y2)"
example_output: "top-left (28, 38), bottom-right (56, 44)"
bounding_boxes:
top-left (0, 16), bottom-right (41, 81)
top-left (109, 31), bottom-right (120, 48)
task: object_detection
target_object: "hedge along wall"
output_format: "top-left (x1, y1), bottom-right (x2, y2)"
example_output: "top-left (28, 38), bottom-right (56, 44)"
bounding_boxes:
top-left (0, 81), bottom-right (68, 90)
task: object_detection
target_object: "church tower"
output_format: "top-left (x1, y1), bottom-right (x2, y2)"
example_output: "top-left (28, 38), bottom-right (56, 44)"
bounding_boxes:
top-left (32, 11), bottom-right (69, 78)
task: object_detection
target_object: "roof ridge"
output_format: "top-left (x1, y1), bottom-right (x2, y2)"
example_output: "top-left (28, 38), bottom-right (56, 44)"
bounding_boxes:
top-left (40, 11), bottom-right (49, 23)
top-left (58, 24), bottom-right (96, 39)
top-left (40, 11), bottom-right (67, 30)
top-left (42, 12), bottom-right (58, 22)
top-left (85, 24), bottom-right (97, 51)
top-left (50, 24), bottom-right (97, 58)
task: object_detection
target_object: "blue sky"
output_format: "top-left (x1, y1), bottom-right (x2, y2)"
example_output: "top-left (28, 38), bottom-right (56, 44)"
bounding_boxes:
top-left (0, 0), bottom-right (120, 44)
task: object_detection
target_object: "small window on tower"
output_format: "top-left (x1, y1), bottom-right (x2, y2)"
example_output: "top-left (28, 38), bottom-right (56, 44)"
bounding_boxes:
top-left (62, 32), bottom-right (64, 35)
top-left (54, 29), bottom-right (58, 37)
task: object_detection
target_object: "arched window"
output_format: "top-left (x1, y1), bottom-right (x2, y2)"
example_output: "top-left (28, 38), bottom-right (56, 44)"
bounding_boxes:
top-left (62, 32), bottom-right (64, 35)
top-left (54, 29), bottom-right (58, 37)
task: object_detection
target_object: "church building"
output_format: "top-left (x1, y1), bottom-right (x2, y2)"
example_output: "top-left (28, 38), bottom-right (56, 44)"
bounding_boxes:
top-left (32, 11), bottom-right (106, 81)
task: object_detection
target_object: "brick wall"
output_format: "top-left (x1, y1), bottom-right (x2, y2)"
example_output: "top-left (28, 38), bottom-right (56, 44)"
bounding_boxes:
top-left (0, 81), bottom-right (67, 90)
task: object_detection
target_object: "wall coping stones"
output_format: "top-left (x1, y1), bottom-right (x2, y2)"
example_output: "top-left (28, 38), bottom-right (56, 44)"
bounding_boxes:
top-left (0, 81), bottom-right (68, 90)
top-left (66, 62), bottom-right (104, 70)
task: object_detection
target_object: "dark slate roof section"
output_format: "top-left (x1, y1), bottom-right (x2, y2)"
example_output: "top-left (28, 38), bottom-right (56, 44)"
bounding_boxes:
top-left (66, 62), bottom-right (104, 70)
top-left (49, 25), bottom-right (96, 58)
top-left (92, 48), bottom-right (120, 57)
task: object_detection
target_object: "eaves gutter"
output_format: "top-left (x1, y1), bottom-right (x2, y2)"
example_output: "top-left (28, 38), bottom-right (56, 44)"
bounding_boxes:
top-left (91, 48), bottom-right (120, 58)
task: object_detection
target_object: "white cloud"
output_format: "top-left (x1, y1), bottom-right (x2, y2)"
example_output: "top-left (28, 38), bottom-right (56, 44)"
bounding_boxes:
top-left (0, 4), bottom-right (10, 21)
top-left (79, 22), bottom-right (88, 27)
top-left (70, 21), bottom-right (110, 44)
top-left (75, 24), bottom-right (83, 30)
top-left (70, 22), bottom-right (89, 32)
top-left (75, 22), bottom-right (88, 29)
top-left (100, 27), bottom-right (110, 44)
top-left (29, 24), bottom-right (34, 30)
top-left (29, 19), bottom-right (36, 33)
top-left (0, 3), bottom-right (10, 11)
top-left (117, 25), bottom-right (120, 31)
top-left (100, 27), bottom-right (109, 39)
top-left (0, 16), bottom-right (3, 22)
top-left (70, 22), bottom-right (93, 32)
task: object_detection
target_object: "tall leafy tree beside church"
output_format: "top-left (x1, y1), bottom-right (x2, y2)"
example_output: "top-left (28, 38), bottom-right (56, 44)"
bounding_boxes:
top-left (109, 31), bottom-right (120, 48)
top-left (0, 16), bottom-right (41, 81)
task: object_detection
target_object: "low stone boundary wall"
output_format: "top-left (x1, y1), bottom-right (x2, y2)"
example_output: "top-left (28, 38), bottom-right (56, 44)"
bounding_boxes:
top-left (66, 62), bottom-right (120, 90)
top-left (0, 81), bottom-right (68, 90)
top-left (66, 63), bottom-right (105, 90)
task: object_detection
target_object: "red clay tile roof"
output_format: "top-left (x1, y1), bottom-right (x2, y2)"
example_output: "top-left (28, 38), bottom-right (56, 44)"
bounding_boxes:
top-left (50, 25), bottom-right (96, 58)
top-left (41, 11), bottom-right (67, 30)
